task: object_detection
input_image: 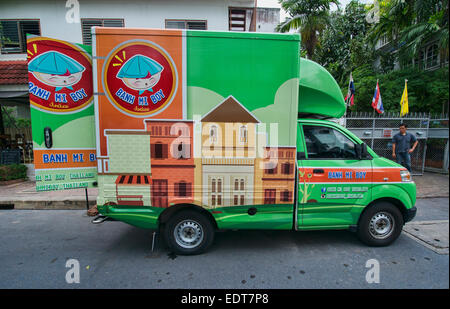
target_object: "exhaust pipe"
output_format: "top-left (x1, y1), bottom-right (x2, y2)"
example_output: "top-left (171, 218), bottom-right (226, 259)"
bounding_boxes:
top-left (91, 215), bottom-right (112, 224)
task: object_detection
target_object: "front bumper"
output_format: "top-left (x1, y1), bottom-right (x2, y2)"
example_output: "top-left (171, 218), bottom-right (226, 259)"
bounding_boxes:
top-left (404, 206), bottom-right (417, 223)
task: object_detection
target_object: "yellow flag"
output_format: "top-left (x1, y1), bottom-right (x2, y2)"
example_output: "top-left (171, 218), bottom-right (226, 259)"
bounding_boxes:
top-left (400, 80), bottom-right (409, 116)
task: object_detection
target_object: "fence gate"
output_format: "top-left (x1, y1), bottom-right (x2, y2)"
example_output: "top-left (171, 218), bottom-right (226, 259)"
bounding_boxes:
top-left (345, 112), bottom-right (449, 176)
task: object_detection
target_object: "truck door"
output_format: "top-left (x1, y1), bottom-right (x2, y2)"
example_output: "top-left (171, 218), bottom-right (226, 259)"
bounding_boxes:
top-left (296, 122), bottom-right (373, 229)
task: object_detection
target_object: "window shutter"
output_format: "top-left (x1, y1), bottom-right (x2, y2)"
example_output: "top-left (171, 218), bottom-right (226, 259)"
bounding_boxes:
top-left (82, 19), bottom-right (123, 46)
top-left (0, 20), bottom-right (40, 53)
top-left (187, 21), bottom-right (206, 30)
top-left (289, 163), bottom-right (294, 174)
top-left (162, 144), bottom-right (168, 158)
top-left (174, 182), bottom-right (179, 197)
top-left (186, 183), bottom-right (192, 197)
top-left (103, 19), bottom-right (124, 27)
top-left (81, 19), bottom-right (102, 45)
top-left (166, 20), bottom-right (185, 29)
top-left (150, 144), bottom-right (155, 158)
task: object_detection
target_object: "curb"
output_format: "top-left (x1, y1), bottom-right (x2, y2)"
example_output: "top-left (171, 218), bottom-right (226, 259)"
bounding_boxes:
top-left (416, 195), bottom-right (449, 199)
top-left (1, 200), bottom-right (96, 210)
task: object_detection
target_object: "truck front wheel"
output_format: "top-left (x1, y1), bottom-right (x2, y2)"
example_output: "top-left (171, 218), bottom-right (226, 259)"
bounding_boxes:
top-left (357, 202), bottom-right (404, 246)
top-left (163, 210), bottom-right (215, 255)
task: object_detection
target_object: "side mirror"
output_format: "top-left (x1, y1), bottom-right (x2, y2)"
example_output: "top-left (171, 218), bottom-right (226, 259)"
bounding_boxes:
top-left (361, 143), bottom-right (368, 158)
top-left (355, 143), bottom-right (368, 160)
top-left (355, 143), bottom-right (362, 159)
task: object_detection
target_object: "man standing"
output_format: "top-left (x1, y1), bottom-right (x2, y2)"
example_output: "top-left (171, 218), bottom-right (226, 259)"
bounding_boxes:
top-left (392, 123), bottom-right (418, 172)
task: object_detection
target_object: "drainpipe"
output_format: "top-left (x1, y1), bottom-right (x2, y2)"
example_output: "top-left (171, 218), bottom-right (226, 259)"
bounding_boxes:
top-left (251, 0), bottom-right (257, 32)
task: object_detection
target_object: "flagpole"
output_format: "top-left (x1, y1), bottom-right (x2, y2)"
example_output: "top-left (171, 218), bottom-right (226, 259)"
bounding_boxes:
top-left (372, 79), bottom-right (378, 117)
top-left (343, 72), bottom-right (352, 122)
top-left (344, 72), bottom-right (351, 118)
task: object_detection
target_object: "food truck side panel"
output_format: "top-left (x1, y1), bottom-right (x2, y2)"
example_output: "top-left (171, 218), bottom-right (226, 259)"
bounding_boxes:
top-left (93, 28), bottom-right (301, 230)
top-left (27, 36), bottom-right (98, 191)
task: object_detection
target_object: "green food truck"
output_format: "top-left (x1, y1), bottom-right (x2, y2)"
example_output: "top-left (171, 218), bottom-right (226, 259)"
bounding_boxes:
top-left (28, 29), bottom-right (416, 255)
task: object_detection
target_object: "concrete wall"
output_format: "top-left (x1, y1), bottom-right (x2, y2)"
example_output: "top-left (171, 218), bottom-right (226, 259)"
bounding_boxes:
top-left (0, 0), bottom-right (256, 47)
top-left (256, 7), bottom-right (279, 33)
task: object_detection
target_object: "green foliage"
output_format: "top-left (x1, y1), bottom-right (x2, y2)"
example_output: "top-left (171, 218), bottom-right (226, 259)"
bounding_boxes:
top-left (368, 0), bottom-right (449, 64)
top-left (277, 0), bottom-right (339, 58)
top-left (1, 107), bottom-right (31, 129)
top-left (346, 66), bottom-right (449, 113)
top-left (314, 0), bottom-right (374, 84)
top-left (311, 0), bottom-right (449, 113)
top-left (0, 164), bottom-right (27, 181)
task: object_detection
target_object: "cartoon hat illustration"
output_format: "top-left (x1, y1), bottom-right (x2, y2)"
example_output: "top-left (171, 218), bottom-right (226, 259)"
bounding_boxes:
top-left (116, 54), bottom-right (164, 94)
top-left (28, 51), bottom-right (85, 91)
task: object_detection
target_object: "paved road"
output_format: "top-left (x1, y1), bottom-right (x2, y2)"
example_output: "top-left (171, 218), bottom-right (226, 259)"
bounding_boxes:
top-left (0, 198), bottom-right (448, 289)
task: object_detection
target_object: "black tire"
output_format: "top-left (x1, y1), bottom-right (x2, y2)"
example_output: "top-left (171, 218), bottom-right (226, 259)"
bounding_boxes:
top-left (163, 210), bottom-right (215, 255)
top-left (357, 202), bottom-right (404, 247)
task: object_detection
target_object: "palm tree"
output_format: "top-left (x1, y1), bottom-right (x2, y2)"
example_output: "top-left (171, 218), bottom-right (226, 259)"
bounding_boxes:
top-left (369, 0), bottom-right (449, 67)
top-left (399, 0), bottom-right (449, 66)
top-left (276, 0), bottom-right (340, 59)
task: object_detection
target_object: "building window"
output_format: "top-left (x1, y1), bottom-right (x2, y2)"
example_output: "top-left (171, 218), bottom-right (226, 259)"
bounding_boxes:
top-left (210, 125), bottom-right (218, 144)
top-left (175, 181), bottom-right (191, 197)
top-left (425, 44), bottom-right (439, 69)
top-left (0, 20), bottom-right (40, 53)
top-left (81, 18), bottom-right (124, 45)
top-left (239, 125), bottom-right (247, 143)
top-left (264, 189), bottom-right (276, 204)
top-left (415, 43), bottom-right (440, 70)
top-left (228, 7), bottom-right (255, 31)
top-left (165, 20), bottom-right (207, 30)
top-left (281, 163), bottom-right (293, 175)
top-left (281, 190), bottom-right (292, 202)
top-left (210, 177), bottom-right (223, 207)
top-left (232, 177), bottom-right (245, 206)
top-left (152, 142), bottom-right (167, 159)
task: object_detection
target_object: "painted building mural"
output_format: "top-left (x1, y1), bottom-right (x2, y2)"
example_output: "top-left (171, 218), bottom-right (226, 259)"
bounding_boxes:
top-left (92, 28), bottom-right (300, 210)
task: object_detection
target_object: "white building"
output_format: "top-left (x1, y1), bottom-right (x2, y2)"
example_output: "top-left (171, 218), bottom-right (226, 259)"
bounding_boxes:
top-left (0, 0), bottom-right (280, 58)
top-left (0, 0), bottom-right (280, 160)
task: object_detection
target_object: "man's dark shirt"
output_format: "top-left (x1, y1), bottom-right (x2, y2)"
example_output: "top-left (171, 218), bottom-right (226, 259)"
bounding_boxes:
top-left (392, 132), bottom-right (417, 153)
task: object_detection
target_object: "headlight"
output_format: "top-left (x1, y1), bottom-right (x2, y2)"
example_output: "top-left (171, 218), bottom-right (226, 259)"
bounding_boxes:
top-left (400, 170), bottom-right (412, 182)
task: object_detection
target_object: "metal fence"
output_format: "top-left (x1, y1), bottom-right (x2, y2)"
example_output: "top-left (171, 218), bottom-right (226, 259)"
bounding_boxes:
top-left (344, 112), bottom-right (449, 175)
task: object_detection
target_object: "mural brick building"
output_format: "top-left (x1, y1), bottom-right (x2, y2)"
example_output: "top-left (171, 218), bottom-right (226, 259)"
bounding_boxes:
top-left (145, 119), bottom-right (195, 208)
top-left (257, 146), bottom-right (296, 205)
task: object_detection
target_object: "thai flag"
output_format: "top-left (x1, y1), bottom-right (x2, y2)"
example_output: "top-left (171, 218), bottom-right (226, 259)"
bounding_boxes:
top-left (344, 73), bottom-right (355, 106)
top-left (371, 81), bottom-right (384, 114)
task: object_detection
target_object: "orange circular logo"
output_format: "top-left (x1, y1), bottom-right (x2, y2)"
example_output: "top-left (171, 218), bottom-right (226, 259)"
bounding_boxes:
top-left (27, 38), bottom-right (93, 113)
top-left (102, 40), bottom-right (178, 117)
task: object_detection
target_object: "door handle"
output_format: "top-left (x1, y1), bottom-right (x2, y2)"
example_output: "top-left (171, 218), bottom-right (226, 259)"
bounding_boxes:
top-left (313, 169), bottom-right (324, 174)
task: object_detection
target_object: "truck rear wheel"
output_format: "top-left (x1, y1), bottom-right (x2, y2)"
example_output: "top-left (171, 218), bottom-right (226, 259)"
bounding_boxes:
top-left (357, 202), bottom-right (404, 246)
top-left (163, 210), bottom-right (215, 255)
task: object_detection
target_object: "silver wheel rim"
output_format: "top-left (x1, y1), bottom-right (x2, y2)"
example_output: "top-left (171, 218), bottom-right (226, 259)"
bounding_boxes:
top-left (174, 219), bottom-right (204, 249)
top-left (369, 212), bottom-right (395, 240)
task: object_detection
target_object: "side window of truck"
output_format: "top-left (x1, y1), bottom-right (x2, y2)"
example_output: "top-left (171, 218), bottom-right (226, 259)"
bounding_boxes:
top-left (302, 125), bottom-right (357, 159)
